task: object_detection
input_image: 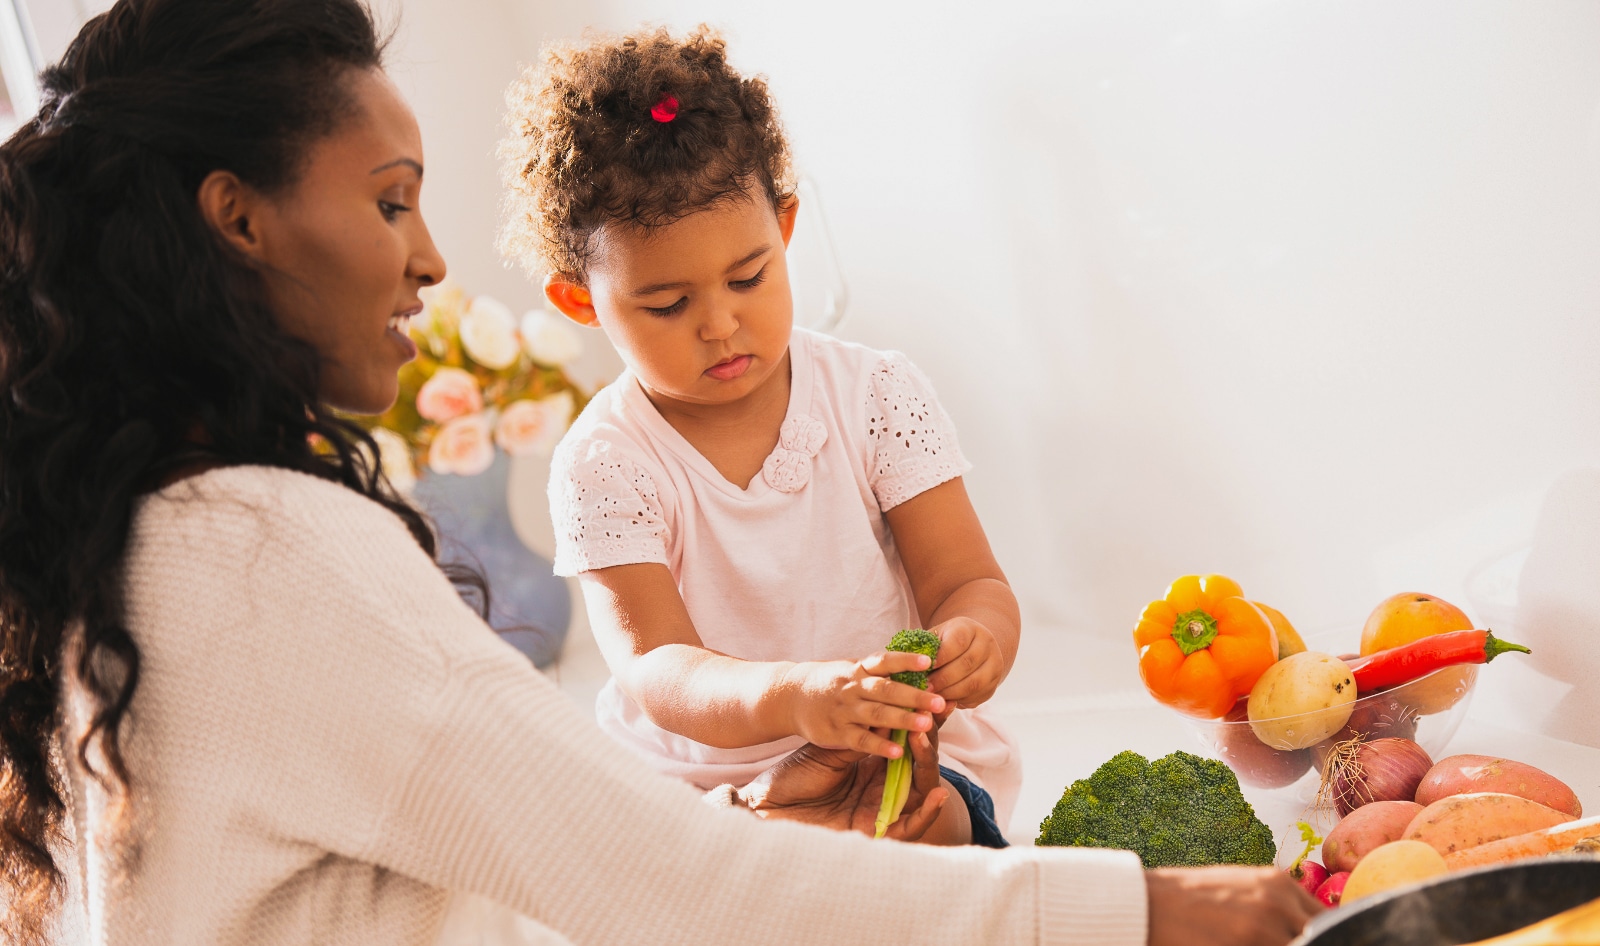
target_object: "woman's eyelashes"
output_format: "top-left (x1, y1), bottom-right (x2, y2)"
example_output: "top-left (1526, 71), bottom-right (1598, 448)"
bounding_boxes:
top-left (641, 266), bottom-right (769, 317)
top-left (379, 200), bottom-right (412, 223)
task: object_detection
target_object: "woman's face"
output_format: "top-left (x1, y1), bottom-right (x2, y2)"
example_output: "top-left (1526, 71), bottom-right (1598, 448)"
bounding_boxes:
top-left (246, 69), bottom-right (446, 414)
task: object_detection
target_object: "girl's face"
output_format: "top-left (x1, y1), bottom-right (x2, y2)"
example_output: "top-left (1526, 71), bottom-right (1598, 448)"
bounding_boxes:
top-left (557, 191), bottom-right (799, 415)
top-left (201, 69), bottom-right (447, 415)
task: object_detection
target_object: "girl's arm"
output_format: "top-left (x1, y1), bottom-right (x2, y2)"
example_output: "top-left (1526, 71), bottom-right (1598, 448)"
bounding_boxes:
top-left (579, 562), bottom-right (942, 757)
top-left (885, 476), bottom-right (1021, 708)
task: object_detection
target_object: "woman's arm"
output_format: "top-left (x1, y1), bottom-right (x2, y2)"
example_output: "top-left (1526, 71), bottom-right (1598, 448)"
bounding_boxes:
top-left (885, 477), bottom-right (1021, 707)
top-left (579, 562), bottom-right (941, 757)
top-left (178, 472), bottom-right (1315, 946)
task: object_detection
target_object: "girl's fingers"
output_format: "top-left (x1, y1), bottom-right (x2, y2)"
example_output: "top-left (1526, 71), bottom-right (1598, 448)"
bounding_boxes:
top-left (856, 703), bottom-right (931, 733)
top-left (858, 649), bottom-right (931, 678)
top-left (860, 676), bottom-right (944, 713)
top-left (850, 727), bottom-right (905, 760)
top-left (927, 647), bottom-right (981, 689)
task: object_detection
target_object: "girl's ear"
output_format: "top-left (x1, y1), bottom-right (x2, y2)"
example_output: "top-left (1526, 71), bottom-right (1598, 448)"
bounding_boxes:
top-left (777, 194), bottom-right (800, 249)
top-left (198, 169), bottom-right (267, 261)
top-left (544, 274), bottom-right (599, 326)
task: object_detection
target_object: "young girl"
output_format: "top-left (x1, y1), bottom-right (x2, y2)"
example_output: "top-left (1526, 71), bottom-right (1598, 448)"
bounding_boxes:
top-left (501, 27), bottom-right (1022, 846)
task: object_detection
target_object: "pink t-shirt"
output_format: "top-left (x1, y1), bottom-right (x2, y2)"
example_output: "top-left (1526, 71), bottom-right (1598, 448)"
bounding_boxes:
top-left (549, 328), bottom-right (1021, 825)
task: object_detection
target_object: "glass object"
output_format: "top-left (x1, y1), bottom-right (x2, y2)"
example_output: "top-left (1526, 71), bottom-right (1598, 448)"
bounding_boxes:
top-left (787, 175), bottom-right (849, 333)
top-left (1176, 630), bottom-right (1477, 797)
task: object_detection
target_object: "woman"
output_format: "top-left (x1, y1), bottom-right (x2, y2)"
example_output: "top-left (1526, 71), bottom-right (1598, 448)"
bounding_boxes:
top-left (0, 1), bottom-right (1319, 944)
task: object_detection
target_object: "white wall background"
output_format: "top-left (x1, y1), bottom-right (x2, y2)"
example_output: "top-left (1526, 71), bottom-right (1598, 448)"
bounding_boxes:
top-left (30, 1), bottom-right (1600, 722)
top-left (365, 0), bottom-right (1600, 640)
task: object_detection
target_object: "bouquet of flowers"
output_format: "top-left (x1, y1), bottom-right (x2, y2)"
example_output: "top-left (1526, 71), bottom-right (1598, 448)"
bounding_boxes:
top-left (359, 281), bottom-right (588, 493)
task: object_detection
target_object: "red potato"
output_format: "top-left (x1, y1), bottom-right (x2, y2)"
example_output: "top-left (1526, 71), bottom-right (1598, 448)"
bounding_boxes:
top-left (1403, 792), bottom-right (1575, 856)
top-left (1415, 755), bottom-right (1582, 819)
top-left (1322, 800), bottom-right (1426, 873)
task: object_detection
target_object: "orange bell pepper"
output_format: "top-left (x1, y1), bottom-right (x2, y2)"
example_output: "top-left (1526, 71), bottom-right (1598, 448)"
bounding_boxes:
top-left (1133, 574), bottom-right (1280, 718)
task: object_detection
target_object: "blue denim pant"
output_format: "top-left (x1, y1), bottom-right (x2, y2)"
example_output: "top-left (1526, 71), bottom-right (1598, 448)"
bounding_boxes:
top-left (939, 765), bottom-right (1009, 848)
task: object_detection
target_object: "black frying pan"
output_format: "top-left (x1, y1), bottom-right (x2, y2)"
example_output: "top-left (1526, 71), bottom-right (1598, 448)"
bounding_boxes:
top-left (1291, 855), bottom-right (1600, 946)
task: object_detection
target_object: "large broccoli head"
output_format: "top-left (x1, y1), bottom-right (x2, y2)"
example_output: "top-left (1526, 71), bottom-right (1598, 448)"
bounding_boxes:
top-left (1036, 749), bottom-right (1277, 868)
top-left (885, 628), bottom-right (940, 689)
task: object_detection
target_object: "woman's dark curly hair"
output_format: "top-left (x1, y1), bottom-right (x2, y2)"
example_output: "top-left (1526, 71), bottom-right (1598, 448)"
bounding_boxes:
top-left (499, 25), bottom-right (796, 281)
top-left (0, 1), bottom-right (478, 941)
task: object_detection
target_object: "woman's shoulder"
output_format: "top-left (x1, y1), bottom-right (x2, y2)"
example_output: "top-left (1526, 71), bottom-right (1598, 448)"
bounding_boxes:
top-left (135, 463), bottom-right (417, 556)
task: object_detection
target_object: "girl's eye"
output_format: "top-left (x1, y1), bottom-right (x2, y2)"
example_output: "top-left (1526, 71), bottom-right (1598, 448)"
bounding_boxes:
top-left (379, 200), bottom-right (412, 223)
top-left (731, 266), bottom-right (768, 291)
top-left (644, 297), bottom-right (689, 318)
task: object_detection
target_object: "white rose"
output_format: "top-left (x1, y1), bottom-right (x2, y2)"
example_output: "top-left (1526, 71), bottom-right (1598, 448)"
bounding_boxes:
top-left (428, 413), bottom-right (496, 476)
top-left (459, 296), bottom-right (521, 370)
top-left (519, 307), bottom-right (584, 366)
top-left (493, 391), bottom-right (575, 457)
top-left (370, 427), bottom-right (417, 494)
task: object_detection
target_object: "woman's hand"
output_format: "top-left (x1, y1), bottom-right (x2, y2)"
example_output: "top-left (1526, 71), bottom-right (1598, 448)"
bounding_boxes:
top-left (1145, 866), bottom-right (1322, 946)
top-left (784, 651), bottom-right (944, 759)
top-left (926, 617), bottom-right (1007, 709)
top-left (736, 729), bottom-right (949, 841)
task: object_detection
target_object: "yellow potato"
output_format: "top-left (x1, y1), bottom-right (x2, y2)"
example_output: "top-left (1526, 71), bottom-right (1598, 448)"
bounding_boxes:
top-left (1247, 652), bottom-right (1357, 750)
top-left (1343, 839), bottom-right (1448, 903)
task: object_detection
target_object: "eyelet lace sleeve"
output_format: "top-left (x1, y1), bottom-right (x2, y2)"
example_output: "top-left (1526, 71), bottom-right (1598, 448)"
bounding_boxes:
top-left (865, 353), bottom-right (972, 511)
top-left (549, 439), bottom-right (671, 576)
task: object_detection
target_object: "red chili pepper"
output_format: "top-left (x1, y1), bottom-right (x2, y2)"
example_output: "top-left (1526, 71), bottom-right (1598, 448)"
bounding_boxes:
top-left (1348, 629), bottom-right (1530, 692)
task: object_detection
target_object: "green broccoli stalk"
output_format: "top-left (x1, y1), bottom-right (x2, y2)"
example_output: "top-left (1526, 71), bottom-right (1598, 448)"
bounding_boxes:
top-left (873, 628), bottom-right (941, 839)
top-left (1036, 749), bottom-right (1277, 867)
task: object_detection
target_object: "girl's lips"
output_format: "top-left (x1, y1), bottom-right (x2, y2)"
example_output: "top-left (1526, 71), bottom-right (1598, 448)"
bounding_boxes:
top-left (705, 354), bottom-right (752, 381)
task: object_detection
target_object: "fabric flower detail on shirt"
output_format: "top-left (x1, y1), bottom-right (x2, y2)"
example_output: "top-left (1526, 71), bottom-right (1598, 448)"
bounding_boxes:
top-left (761, 413), bottom-right (828, 493)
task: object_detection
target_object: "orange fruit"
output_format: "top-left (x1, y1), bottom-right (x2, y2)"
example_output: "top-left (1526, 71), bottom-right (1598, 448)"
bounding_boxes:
top-left (1255, 602), bottom-right (1306, 659)
top-left (1359, 592), bottom-right (1476, 715)
top-left (1359, 593), bottom-right (1473, 656)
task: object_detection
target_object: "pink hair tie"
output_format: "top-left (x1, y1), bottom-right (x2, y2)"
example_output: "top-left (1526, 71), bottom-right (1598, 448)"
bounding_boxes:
top-left (650, 94), bottom-right (679, 123)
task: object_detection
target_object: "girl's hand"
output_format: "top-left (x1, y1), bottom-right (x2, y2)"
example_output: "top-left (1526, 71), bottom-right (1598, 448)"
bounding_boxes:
top-left (927, 617), bottom-right (1006, 708)
top-left (785, 652), bottom-right (945, 759)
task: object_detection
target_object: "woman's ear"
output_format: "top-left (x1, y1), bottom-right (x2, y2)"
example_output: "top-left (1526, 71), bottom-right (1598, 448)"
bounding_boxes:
top-left (777, 194), bottom-right (801, 249)
top-left (196, 170), bottom-right (266, 260)
top-left (544, 273), bottom-right (599, 326)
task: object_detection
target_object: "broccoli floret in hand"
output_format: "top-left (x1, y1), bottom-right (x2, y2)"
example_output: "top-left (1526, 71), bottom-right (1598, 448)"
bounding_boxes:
top-left (885, 628), bottom-right (940, 689)
top-left (873, 628), bottom-right (940, 839)
top-left (1036, 749), bottom-right (1276, 868)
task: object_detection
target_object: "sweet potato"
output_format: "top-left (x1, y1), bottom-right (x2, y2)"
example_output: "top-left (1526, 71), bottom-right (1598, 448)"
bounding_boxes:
top-left (1404, 792), bottom-right (1575, 856)
top-left (1323, 800), bottom-right (1425, 873)
top-left (1443, 815), bottom-right (1600, 871)
top-left (1415, 755), bottom-right (1582, 818)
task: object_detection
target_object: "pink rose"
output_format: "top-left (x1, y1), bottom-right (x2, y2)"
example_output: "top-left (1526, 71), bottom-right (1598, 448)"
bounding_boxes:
top-left (415, 367), bottom-right (483, 423)
top-left (493, 392), bottom-right (574, 457)
top-left (428, 414), bottom-right (495, 476)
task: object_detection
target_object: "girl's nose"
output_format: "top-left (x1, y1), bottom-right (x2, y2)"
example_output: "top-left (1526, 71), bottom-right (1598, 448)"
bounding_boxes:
top-left (700, 304), bottom-right (739, 342)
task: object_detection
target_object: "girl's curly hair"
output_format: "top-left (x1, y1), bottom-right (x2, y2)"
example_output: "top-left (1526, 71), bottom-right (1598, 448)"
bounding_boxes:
top-left (499, 25), bottom-right (796, 282)
top-left (0, 1), bottom-right (482, 942)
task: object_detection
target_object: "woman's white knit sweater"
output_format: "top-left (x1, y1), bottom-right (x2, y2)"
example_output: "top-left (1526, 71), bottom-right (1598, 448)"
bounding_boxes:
top-left (55, 466), bottom-right (1147, 945)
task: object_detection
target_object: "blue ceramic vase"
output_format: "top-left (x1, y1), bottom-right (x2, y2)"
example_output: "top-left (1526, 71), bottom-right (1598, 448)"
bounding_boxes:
top-left (411, 452), bottom-right (571, 667)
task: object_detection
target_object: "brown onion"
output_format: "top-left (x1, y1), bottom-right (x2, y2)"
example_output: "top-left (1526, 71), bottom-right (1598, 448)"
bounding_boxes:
top-left (1318, 736), bottom-right (1434, 816)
